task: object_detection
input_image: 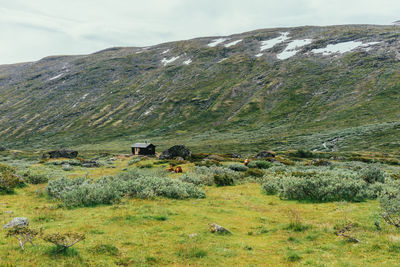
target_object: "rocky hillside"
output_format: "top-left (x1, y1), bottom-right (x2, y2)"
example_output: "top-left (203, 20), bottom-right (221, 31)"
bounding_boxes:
top-left (0, 25), bottom-right (399, 153)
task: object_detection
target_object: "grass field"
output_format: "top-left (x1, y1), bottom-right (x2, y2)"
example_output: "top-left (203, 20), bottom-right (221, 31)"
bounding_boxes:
top-left (1, 152), bottom-right (400, 266)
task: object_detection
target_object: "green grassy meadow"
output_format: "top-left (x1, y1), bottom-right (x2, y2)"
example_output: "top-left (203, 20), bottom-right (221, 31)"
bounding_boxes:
top-left (1, 150), bottom-right (400, 266)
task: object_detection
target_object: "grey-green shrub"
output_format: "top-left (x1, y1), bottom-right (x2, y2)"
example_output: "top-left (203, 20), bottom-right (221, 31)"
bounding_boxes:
top-left (379, 180), bottom-right (400, 227)
top-left (179, 173), bottom-right (203, 185)
top-left (261, 171), bottom-right (372, 202)
top-left (247, 161), bottom-right (272, 169)
top-left (192, 166), bottom-right (239, 185)
top-left (25, 172), bottom-right (49, 184)
top-left (227, 163), bottom-right (248, 172)
top-left (359, 166), bottom-right (385, 184)
top-left (0, 163), bottom-right (23, 193)
top-left (46, 169), bottom-right (205, 208)
top-left (214, 174), bottom-right (234, 186)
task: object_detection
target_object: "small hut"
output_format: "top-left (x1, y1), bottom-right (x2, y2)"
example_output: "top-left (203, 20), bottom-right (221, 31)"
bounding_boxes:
top-left (131, 143), bottom-right (156, 156)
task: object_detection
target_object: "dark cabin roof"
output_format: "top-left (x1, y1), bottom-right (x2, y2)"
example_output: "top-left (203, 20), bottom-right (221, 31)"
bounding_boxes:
top-left (131, 143), bottom-right (155, 148)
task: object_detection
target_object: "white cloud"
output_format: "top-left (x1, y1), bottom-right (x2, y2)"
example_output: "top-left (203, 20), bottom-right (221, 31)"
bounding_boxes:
top-left (0, 0), bottom-right (400, 64)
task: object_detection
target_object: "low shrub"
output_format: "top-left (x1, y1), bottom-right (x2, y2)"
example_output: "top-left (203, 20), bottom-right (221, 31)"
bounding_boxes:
top-left (46, 169), bottom-right (205, 208)
top-left (194, 160), bottom-right (221, 167)
top-left (286, 250), bottom-right (302, 262)
top-left (0, 164), bottom-right (23, 193)
top-left (90, 244), bottom-right (119, 256)
top-left (379, 180), bottom-right (400, 228)
top-left (290, 149), bottom-right (314, 158)
top-left (191, 166), bottom-right (239, 186)
top-left (360, 166), bottom-right (385, 184)
top-left (214, 174), bottom-right (234, 186)
top-left (245, 168), bottom-right (265, 177)
top-left (179, 173), bottom-right (203, 186)
top-left (247, 161), bottom-right (272, 169)
top-left (227, 163), bottom-right (248, 172)
top-left (6, 226), bottom-right (40, 250)
top-left (187, 153), bottom-right (209, 162)
top-left (43, 232), bottom-right (85, 252)
top-left (262, 171), bottom-right (370, 202)
top-left (276, 157), bottom-right (295, 166)
top-left (138, 163), bottom-right (153, 169)
top-left (25, 172), bottom-right (49, 184)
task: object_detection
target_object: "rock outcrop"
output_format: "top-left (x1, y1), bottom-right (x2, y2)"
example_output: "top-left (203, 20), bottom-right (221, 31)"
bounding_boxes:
top-left (159, 145), bottom-right (191, 160)
top-left (47, 149), bottom-right (78, 159)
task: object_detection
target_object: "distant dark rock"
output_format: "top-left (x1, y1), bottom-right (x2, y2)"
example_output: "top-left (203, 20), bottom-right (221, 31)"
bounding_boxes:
top-left (47, 149), bottom-right (78, 159)
top-left (256, 151), bottom-right (275, 158)
top-left (0, 147), bottom-right (6, 152)
top-left (4, 217), bottom-right (29, 229)
top-left (159, 145), bottom-right (191, 160)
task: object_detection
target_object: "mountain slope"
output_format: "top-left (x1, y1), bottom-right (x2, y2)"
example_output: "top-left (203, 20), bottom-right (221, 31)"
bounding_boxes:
top-left (0, 25), bottom-right (399, 153)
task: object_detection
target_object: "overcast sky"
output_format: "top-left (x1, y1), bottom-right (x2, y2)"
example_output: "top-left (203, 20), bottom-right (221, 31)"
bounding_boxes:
top-left (1, 0), bottom-right (400, 65)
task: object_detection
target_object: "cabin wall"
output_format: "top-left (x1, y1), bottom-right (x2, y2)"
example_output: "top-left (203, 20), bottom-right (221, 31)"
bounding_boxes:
top-left (132, 146), bottom-right (155, 155)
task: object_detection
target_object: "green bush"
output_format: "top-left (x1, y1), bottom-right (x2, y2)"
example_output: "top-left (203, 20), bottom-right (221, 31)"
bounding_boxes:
top-left (191, 166), bottom-right (239, 186)
top-left (247, 161), bottom-right (272, 169)
top-left (262, 172), bottom-right (370, 202)
top-left (194, 160), bottom-right (221, 167)
top-left (245, 168), bottom-right (265, 177)
top-left (360, 166), bottom-right (385, 184)
top-left (0, 163), bottom-right (23, 193)
top-left (46, 169), bottom-right (205, 208)
top-left (138, 163), bottom-right (153, 169)
top-left (290, 149), bottom-right (314, 158)
top-left (90, 244), bottom-right (119, 256)
top-left (227, 163), bottom-right (248, 172)
top-left (214, 174), bottom-right (234, 186)
top-left (262, 178), bottom-right (279, 195)
top-left (379, 180), bottom-right (400, 228)
top-left (25, 172), bottom-right (49, 184)
top-left (179, 173), bottom-right (203, 185)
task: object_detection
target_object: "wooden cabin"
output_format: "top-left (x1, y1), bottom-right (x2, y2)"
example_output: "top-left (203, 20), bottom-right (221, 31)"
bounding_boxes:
top-left (131, 143), bottom-right (156, 156)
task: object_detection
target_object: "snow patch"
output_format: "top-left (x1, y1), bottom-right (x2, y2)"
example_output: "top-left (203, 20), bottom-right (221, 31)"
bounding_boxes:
top-left (311, 41), bottom-right (363, 56)
top-left (208, 38), bottom-right (228, 47)
top-left (255, 53), bottom-right (263, 58)
top-left (277, 39), bottom-right (312, 60)
top-left (161, 56), bottom-right (180, 66)
top-left (218, 58), bottom-right (228, 63)
top-left (161, 49), bottom-right (170, 54)
top-left (82, 93), bottom-right (89, 100)
top-left (224, 39), bottom-right (242, 48)
top-left (48, 74), bottom-right (63, 81)
top-left (183, 59), bottom-right (192, 65)
top-left (260, 32), bottom-right (290, 51)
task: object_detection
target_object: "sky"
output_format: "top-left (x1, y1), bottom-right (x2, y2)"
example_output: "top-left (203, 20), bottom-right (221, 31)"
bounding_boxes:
top-left (1, 0), bottom-right (400, 65)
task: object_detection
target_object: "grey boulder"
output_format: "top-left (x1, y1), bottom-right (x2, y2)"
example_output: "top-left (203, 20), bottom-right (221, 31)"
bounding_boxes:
top-left (4, 217), bottom-right (29, 229)
top-left (159, 145), bottom-right (191, 160)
